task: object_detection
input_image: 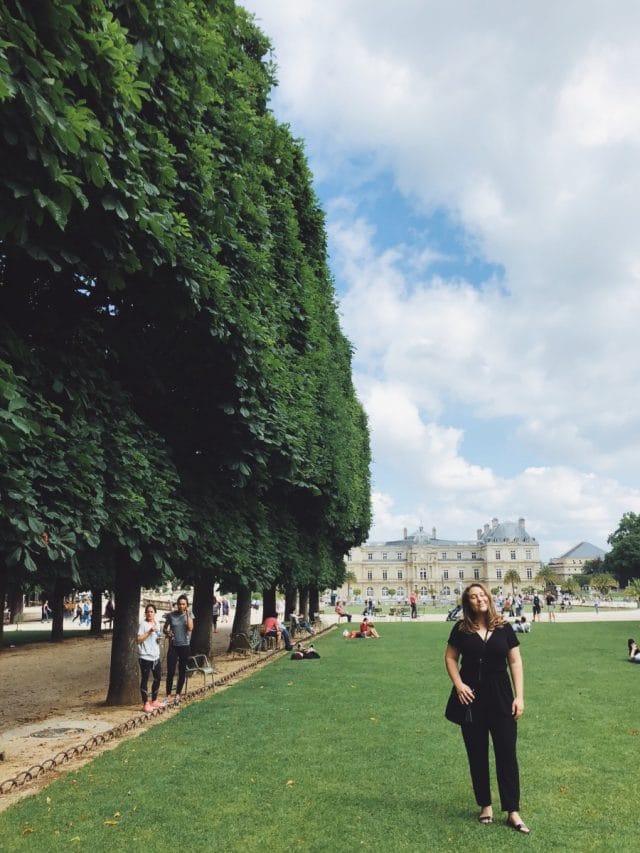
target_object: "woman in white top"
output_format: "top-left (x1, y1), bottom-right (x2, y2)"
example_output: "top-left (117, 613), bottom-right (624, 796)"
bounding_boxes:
top-left (137, 604), bottom-right (163, 712)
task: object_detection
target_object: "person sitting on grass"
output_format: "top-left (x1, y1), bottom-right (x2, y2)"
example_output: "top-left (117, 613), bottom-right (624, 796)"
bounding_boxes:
top-left (359, 616), bottom-right (380, 638)
top-left (628, 639), bottom-right (640, 663)
top-left (513, 616), bottom-right (531, 633)
top-left (335, 601), bottom-right (353, 622)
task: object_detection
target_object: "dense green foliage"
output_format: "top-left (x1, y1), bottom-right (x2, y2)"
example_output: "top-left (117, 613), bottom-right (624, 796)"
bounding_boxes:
top-left (1, 622), bottom-right (638, 850)
top-left (605, 511), bottom-right (640, 587)
top-left (0, 0), bottom-right (370, 671)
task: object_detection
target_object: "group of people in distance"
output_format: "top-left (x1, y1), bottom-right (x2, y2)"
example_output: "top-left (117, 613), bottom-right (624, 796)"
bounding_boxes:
top-left (343, 616), bottom-right (380, 639)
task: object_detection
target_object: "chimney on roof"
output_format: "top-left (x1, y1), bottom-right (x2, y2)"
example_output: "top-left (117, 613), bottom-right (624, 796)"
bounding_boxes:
top-left (432, 527), bottom-right (436, 539)
top-left (403, 527), bottom-right (407, 539)
top-left (518, 517), bottom-right (525, 528)
top-left (477, 528), bottom-right (482, 540)
top-left (492, 517), bottom-right (499, 530)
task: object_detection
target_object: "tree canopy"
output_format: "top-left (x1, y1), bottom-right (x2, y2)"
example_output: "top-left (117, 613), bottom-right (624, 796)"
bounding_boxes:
top-left (0, 0), bottom-right (371, 689)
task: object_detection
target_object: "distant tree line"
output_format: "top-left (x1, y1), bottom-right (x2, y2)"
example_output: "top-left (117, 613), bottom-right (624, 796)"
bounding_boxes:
top-left (0, 0), bottom-right (371, 702)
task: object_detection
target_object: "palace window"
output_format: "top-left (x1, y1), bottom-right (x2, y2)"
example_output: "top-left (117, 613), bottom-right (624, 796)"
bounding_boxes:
top-left (397, 552), bottom-right (403, 560)
top-left (366, 587), bottom-right (374, 597)
top-left (525, 549), bottom-right (532, 560)
top-left (457, 552), bottom-right (462, 560)
top-left (383, 552), bottom-right (387, 560)
top-left (382, 569), bottom-right (388, 580)
top-left (471, 551), bottom-right (477, 560)
top-left (396, 586), bottom-right (405, 598)
top-left (420, 586), bottom-right (429, 597)
top-left (419, 569), bottom-right (428, 580)
top-left (496, 569), bottom-right (502, 579)
top-left (495, 550), bottom-right (501, 560)
top-left (368, 553), bottom-right (373, 560)
top-left (443, 570), bottom-right (449, 580)
top-left (510, 550), bottom-right (516, 560)
top-left (526, 568), bottom-right (532, 579)
top-left (441, 552), bottom-right (447, 560)
top-left (474, 568), bottom-right (480, 580)
top-left (458, 570), bottom-right (464, 579)
top-left (381, 586), bottom-right (389, 598)
top-left (397, 570), bottom-right (403, 580)
top-left (367, 570), bottom-right (373, 580)
top-left (442, 585), bottom-right (451, 596)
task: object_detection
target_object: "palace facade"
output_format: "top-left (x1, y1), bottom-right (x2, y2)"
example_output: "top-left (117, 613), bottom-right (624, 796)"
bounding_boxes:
top-left (340, 518), bottom-right (540, 601)
top-left (548, 541), bottom-right (606, 581)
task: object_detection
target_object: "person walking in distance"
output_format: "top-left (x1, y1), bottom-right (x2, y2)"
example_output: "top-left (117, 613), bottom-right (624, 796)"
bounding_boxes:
top-left (164, 595), bottom-right (194, 703)
top-left (444, 582), bottom-right (529, 834)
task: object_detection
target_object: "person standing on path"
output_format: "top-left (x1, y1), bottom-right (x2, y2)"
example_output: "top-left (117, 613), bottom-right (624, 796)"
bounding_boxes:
top-left (164, 595), bottom-right (194, 702)
top-left (212, 596), bottom-right (220, 633)
top-left (410, 592), bottom-right (418, 619)
top-left (545, 591), bottom-right (556, 622)
top-left (137, 604), bottom-right (163, 712)
top-left (532, 593), bottom-right (542, 622)
top-left (444, 582), bottom-right (529, 834)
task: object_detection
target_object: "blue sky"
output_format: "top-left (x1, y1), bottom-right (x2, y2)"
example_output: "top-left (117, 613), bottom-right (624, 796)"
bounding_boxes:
top-left (242, 0), bottom-right (640, 560)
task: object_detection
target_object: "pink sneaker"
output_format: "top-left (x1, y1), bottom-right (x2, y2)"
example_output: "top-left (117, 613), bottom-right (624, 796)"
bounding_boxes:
top-left (151, 699), bottom-right (165, 709)
top-left (143, 701), bottom-right (154, 713)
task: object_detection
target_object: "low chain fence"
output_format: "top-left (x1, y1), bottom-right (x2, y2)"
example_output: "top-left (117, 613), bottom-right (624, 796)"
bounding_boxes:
top-left (1, 625), bottom-right (333, 797)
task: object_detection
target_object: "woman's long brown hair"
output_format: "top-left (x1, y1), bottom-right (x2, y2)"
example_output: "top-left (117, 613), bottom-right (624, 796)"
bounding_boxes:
top-left (458, 582), bottom-right (506, 633)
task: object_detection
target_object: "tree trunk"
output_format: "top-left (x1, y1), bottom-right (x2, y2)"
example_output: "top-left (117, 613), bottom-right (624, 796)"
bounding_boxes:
top-left (90, 587), bottom-right (103, 635)
top-left (284, 585), bottom-right (297, 621)
top-left (298, 585), bottom-right (309, 619)
top-left (106, 560), bottom-right (141, 706)
top-left (0, 567), bottom-right (6, 647)
top-left (191, 575), bottom-right (213, 657)
top-left (51, 577), bottom-right (66, 642)
top-left (262, 583), bottom-right (277, 618)
top-left (228, 584), bottom-right (252, 649)
top-left (309, 586), bottom-right (320, 620)
top-left (7, 583), bottom-right (24, 622)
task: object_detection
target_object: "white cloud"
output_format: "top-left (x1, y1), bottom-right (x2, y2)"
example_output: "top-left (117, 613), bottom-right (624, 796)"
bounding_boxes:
top-left (243, 0), bottom-right (640, 557)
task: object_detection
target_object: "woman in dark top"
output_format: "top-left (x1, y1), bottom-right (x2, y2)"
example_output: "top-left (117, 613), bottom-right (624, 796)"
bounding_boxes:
top-left (444, 583), bottom-right (529, 833)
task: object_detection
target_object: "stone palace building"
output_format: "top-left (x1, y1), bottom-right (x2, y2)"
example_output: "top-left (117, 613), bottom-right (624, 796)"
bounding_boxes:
top-left (340, 518), bottom-right (540, 602)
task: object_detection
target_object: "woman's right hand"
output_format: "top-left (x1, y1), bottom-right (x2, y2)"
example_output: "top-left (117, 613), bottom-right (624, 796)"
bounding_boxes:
top-left (456, 683), bottom-right (475, 704)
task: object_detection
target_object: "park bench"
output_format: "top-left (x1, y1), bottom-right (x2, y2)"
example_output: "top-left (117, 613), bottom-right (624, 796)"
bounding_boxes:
top-left (185, 654), bottom-right (215, 692)
top-left (229, 632), bottom-right (259, 657)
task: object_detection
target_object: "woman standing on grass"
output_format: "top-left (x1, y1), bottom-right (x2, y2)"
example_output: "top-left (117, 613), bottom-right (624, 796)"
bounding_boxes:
top-left (444, 582), bottom-right (529, 834)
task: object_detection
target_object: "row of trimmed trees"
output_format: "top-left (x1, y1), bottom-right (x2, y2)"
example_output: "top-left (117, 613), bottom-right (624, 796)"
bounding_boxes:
top-left (0, 0), bottom-right (371, 703)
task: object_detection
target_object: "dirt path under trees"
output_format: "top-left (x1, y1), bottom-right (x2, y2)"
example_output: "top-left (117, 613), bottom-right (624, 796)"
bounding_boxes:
top-left (0, 624), bottom-right (287, 810)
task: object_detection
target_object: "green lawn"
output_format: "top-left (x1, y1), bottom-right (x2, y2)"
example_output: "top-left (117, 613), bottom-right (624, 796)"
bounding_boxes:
top-left (1, 622), bottom-right (638, 851)
top-left (1, 628), bottom-right (93, 648)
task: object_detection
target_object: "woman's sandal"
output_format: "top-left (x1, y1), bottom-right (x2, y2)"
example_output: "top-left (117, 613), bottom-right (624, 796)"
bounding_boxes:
top-left (507, 817), bottom-right (530, 834)
top-left (478, 812), bottom-right (493, 824)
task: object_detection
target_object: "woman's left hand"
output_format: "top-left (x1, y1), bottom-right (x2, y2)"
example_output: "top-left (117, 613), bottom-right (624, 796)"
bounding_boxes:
top-left (511, 697), bottom-right (525, 720)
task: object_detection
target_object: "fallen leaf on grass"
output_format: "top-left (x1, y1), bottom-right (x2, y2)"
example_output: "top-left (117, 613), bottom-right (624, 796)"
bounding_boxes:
top-left (22, 829), bottom-right (33, 835)
top-left (559, 787), bottom-right (567, 793)
top-left (286, 779), bottom-right (295, 786)
top-left (103, 820), bottom-right (119, 826)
